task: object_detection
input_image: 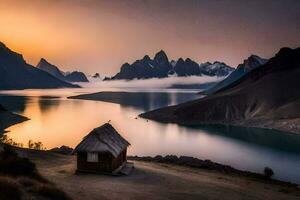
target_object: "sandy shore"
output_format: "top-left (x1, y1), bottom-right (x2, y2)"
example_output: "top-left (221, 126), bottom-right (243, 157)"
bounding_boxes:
top-left (20, 149), bottom-right (299, 200)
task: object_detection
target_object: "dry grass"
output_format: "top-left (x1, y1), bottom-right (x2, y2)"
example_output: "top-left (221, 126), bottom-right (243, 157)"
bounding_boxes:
top-left (0, 145), bottom-right (72, 200)
top-left (0, 177), bottom-right (22, 200)
top-left (29, 183), bottom-right (72, 200)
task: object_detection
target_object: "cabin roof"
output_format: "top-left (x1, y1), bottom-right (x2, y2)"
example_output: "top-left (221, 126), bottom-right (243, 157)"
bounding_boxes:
top-left (74, 123), bottom-right (130, 157)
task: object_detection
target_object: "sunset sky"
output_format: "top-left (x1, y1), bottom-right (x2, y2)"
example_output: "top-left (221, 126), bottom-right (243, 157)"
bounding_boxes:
top-left (0, 0), bottom-right (299, 75)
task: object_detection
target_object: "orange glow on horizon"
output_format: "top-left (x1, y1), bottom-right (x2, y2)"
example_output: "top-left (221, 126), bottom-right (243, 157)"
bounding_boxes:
top-left (0, 0), bottom-right (299, 75)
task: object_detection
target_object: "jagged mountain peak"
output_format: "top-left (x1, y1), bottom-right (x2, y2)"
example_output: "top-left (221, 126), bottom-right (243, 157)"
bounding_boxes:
top-left (110, 51), bottom-right (233, 80)
top-left (37, 58), bottom-right (88, 82)
top-left (143, 55), bottom-right (151, 61)
top-left (237, 55), bottom-right (268, 72)
top-left (154, 50), bottom-right (169, 63)
top-left (177, 58), bottom-right (185, 63)
top-left (37, 58), bottom-right (60, 70)
top-left (276, 47), bottom-right (294, 56)
top-left (185, 58), bottom-right (193, 62)
top-left (267, 47), bottom-right (300, 71)
top-left (0, 42), bottom-right (25, 65)
top-left (0, 41), bottom-right (7, 49)
top-left (38, 58), bottom-right (56, 67)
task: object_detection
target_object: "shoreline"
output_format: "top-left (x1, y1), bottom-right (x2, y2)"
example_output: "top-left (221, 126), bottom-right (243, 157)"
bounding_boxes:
top-left (3, 145), bottom-right (299, 200)
top-left (139, 107), bottom-right (300, 135)
top-left (139, 115), bottom-right (300, 135)
top-left (0, 109), bottom-right (29, 135)
top-left (3, 144), bottom-right (299, 186)
top-left (50, 146), bottom-right (300, 185)
top-left (127, 155), bottom-right (299, 186)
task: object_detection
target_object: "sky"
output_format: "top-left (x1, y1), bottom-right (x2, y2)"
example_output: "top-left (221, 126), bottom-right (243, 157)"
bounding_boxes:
top-left (0, 0), bottom-right (299, 75)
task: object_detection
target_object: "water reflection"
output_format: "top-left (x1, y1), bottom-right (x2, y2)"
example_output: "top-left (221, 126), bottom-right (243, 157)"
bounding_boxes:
top-left (0, 95), bottom-right (29, 112)
top-left (0, 89), bottom-right (300, 183)
top-left (188, 125), bottom-right (300, 154)
top-left (38, 97), bottom-right (61, 113)
top-left (75, 92), bottom-right (199, 111)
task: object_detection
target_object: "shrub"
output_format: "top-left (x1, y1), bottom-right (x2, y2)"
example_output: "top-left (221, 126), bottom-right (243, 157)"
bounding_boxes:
top-left (0, 145), bottom-right (36, 177)
top-left (264, 167), bottom-right (274, 178)
top-left (29, 184), bottom-right (72, 200)
top-left (18, 177), bottom-right (37, 188)
top-left (0, 177), bottom-right (22, 200)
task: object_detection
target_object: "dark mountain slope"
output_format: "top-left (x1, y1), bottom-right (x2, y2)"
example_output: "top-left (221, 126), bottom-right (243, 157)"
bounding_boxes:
top-left (140, 47), bottom-right (300, 134)
top-left (37, 58), bottom-right (89, 82)
top-left (65, 71), bottom-right (89, 82)
top-left (202, 55), bottom-right (267, 95)
top-left (36, 58), bottom-right (66, 80)
top-left (0, 42), bottom-right (78, 90)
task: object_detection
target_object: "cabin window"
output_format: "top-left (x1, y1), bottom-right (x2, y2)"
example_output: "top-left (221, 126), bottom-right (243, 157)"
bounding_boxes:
top-left (87, 153), bottom-right (98, 162)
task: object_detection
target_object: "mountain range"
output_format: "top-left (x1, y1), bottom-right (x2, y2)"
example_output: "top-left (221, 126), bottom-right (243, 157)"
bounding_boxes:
top-left (201, 55), bottom-right (268, 95)
top-left (106, 50), bottom-right (234, 80)
top-left (37, 58), bottom-right (89, 82)
top-left (0, 42), bottom-right (78, 90)
top-left (140, 47), bottom-right (300, 134)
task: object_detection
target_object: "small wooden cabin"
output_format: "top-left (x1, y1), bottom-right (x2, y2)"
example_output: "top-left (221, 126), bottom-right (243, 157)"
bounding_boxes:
top-left (74, 123), bottom-right (130, 173)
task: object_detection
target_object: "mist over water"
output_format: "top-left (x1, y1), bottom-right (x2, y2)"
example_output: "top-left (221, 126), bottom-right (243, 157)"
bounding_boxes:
top-left (79, 76), bottom-right (224, 89)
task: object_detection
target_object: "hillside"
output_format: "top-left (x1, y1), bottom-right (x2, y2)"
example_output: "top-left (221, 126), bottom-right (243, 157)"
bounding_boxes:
top-left (140, 47), bottom-right (300, 134)
top-left (202, 55), bottom-right (268, 95)
top-left (37, 58), bottom-right (89, 82)
top-left (0, 42), bottom-right (78, 90)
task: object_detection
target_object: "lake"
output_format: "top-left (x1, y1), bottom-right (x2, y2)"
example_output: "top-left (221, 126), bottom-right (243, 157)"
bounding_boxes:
top-left (0, 88), bottom-right (300, 184)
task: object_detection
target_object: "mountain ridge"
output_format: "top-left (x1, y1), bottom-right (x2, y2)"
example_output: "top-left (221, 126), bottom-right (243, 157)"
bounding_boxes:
top-left (201, 55), bottom-right (268, 95)
top-left (37, 58), bottom-right (89, 82)
top-left (107, 50), bottom-right (234, 80)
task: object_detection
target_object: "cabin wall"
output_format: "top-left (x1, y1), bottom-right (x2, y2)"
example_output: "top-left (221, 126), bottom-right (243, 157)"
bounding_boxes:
top-left (76, 149), bottom-right (127, 173)
top-left (111, 149), bottom-right (127, 170)
top-left (77, 152), bottom-right (113, 173)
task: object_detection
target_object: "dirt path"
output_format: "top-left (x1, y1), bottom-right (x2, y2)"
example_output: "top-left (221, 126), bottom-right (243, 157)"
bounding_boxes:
top-left (25, 151), bottom-right (300, 200)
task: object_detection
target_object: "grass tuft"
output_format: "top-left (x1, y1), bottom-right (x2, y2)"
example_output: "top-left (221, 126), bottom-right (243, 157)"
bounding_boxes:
top-left (0, 177), bottom-right (22, 200)
top-left (29, 184), bottom-right (72, 200)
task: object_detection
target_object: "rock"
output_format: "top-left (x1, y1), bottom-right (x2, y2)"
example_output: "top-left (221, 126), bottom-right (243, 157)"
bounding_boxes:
top-left (92, 73), bottom-right (100, 78)
top-left (50, 145), bottom-right (73, 155)
top-left (264, 167), bottom-right (274, 178)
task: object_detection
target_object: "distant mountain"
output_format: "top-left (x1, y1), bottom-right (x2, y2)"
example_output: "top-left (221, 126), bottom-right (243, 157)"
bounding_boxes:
top-left (37, 58), bottom-right (89, 82)
top-left (36, 58), bottom-right (66, 80)
top-left (0, 42), bottom-right (78, 90)
top-left (140, 47), bottom-right (300, 134)
top-left (202, 55), bottom-right (268, 95)
top-left (106, 50), bottom-right (234, 80)
top-left (65, 71), bottom-right (89, 82)
top-left (92, 73), bottom-right (101, 78)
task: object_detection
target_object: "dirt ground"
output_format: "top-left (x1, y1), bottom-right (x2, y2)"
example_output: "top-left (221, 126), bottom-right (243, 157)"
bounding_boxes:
top-left (23, 150), bottom-right (300, 200)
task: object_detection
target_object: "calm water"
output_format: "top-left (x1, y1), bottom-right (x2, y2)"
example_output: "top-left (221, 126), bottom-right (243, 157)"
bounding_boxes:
top-left (0, 88), bottom-right (300, 184)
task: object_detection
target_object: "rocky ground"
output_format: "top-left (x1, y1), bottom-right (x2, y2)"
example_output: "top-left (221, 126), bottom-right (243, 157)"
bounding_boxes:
top-left (11, 147), bottom-right (299, 200)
